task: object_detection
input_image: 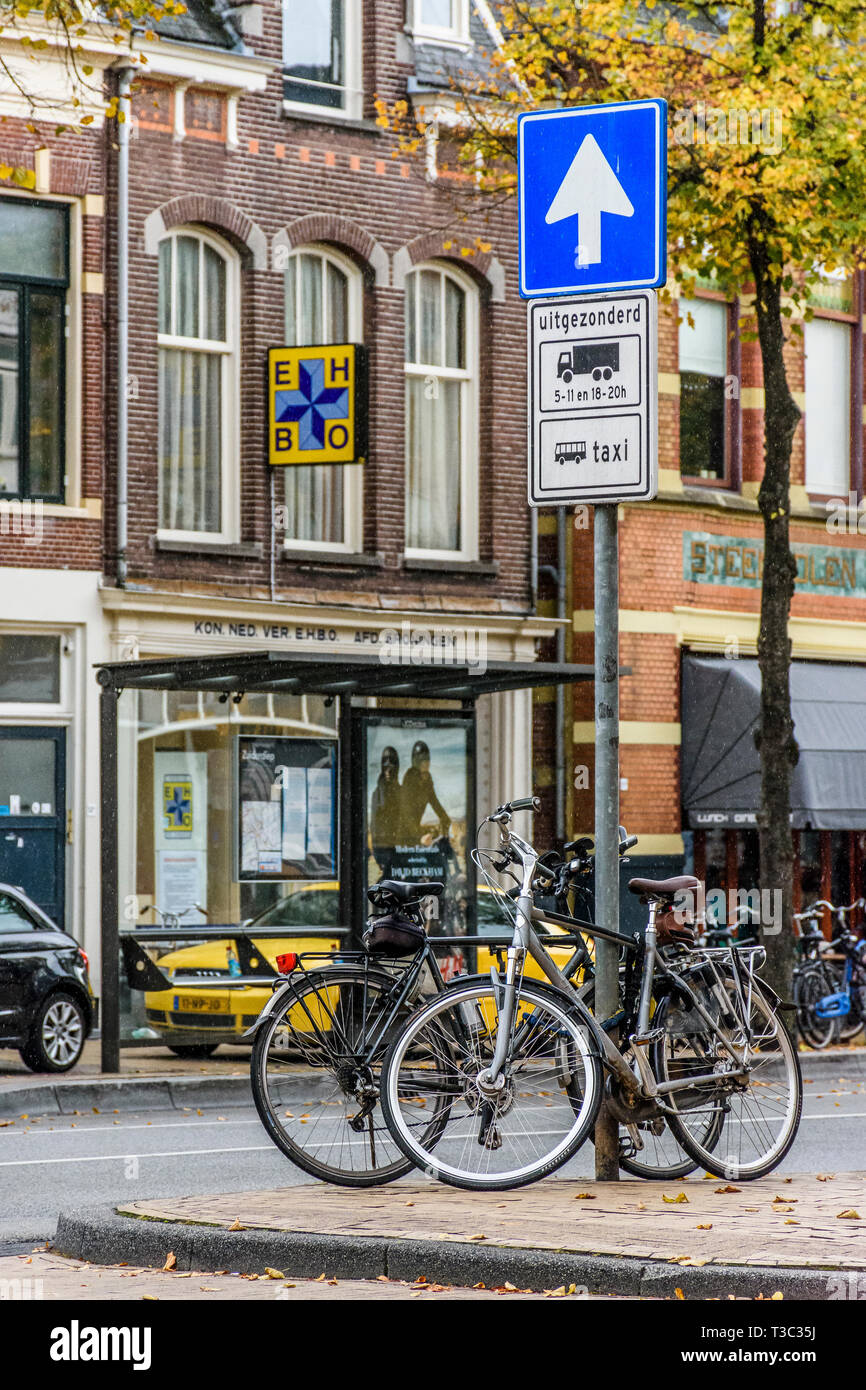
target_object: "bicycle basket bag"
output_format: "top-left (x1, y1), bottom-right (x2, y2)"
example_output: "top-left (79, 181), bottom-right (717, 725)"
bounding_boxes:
top-left (363, 910), bottom-right (426, 957)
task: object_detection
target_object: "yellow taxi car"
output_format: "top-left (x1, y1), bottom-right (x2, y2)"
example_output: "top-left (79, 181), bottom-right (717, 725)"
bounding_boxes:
top-left (142, 881), bottom-right (583, 1055)
top-left (143, 883), bottom-right (341, 1055)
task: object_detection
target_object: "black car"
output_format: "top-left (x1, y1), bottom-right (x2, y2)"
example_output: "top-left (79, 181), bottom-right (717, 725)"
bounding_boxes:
top-left (0, 883), bottom-right (96, 1072)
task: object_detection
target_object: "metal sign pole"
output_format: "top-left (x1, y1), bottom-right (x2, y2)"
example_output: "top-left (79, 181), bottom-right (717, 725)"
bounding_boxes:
top-left (593, 502), bottom-right (620, 1180)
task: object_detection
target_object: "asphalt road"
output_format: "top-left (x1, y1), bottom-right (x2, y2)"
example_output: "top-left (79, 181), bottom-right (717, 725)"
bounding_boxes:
top-left (0, 1057), bottom-right (863, 1252)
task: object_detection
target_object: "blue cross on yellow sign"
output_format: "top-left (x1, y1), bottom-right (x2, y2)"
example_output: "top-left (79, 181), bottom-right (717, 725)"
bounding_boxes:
top-left (163, 778), bottom-right (193, 836)
top-left (268, 344), bottom-right (367, 466)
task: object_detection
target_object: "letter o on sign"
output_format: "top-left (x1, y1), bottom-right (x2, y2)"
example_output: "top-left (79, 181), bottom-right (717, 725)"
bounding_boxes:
top-left (328, 423), bottom-right (350, 451)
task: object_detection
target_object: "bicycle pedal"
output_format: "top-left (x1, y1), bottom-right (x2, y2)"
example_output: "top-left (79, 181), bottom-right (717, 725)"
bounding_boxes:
top-left (630, 1028), bottom-right (664, 1047)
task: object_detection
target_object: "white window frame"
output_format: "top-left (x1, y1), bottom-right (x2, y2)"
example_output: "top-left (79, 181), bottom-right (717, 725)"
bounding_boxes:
top-left (156, 226), bottom-right (240, 545)
top-left (0, 192), bottom-right (81, 510)
top-left (0, 626), bottom-right (71, 720)
top-left (281, 0), bottom-right (363, 122)
top-left (804, 311), bottom-right (853, 498)
top-left (409, 0), bottom-right (471, 45)
top-left (404, 261), bottom-right (479, 562)
top-left (282, 244), bottom-right (363, 555)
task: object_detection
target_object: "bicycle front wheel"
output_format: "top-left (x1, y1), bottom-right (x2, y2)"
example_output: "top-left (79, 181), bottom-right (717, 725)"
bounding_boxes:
top-left (661, 981), bottom-right (802, 1181)
top-left (251, 964), bottom-right (425, 1187)
top-left (380, 977), bottom-right (603, 1191)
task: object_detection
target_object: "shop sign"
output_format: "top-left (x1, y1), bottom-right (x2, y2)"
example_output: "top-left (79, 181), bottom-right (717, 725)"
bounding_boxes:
top-left (268, 344), bottom-right (368, 466)
top-left (684, 532), bottom-right (866, 597)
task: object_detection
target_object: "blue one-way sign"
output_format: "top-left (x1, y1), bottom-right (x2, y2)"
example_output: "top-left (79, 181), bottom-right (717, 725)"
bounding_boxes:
top-left (518, 99), bottom-right (667, 299)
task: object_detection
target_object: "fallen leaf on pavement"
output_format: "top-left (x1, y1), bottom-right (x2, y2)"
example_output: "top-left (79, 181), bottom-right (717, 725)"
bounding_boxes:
top-left (472, 1282), bottom-right (486, 1289)
top-left (715, 1185), bottom-right (741, 1194)
top-left (469, 1233), bottom-right (487, 1240)
top-left (574, 1192), bottom-right (596, 1200)
top-left (663, 1193), bottom-right (689, 1204)
top-left (675, 1288), bottom-right (685, 1301)
top-left (696, 1224), bottom-right (713, 1230)
top-left (784, 1220), bottom-right (800, 1225)
top-left (773, 1196), bottom-right (797, 1203)
top-left (264, 1268), bottom-right (285, 1280)
top-left (817, 1174), bottom-right (835, 1182)
top-left (142, 1296), bottom-right (159, 1301)
top-left (228, 1218), bottom-right (246, 1231)
top-left (837, 1209), bottom-right (861, 1219)
top-left (314, 1273), bottom-right (326, 1282)
top-left (163, 1253), bottom-right (177, 1271)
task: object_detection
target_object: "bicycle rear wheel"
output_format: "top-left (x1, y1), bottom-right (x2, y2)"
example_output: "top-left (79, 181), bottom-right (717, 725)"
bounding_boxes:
top-left (661, 980), bottom-right (802, 1181)
top-left (380, 977), bottom-right (603, 1191)
top-left (794, 965), bottom-right (838, 1049)
top-left (250, 964), bottom-right (434, 1187)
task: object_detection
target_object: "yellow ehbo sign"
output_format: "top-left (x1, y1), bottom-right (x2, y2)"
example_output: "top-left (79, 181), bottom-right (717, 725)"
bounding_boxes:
top-left (268, 344), bottom-right (368, 466)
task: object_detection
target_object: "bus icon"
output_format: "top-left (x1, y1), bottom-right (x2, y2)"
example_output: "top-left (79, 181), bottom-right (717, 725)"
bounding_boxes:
top-left (555, 441), bottom-right (587, 466)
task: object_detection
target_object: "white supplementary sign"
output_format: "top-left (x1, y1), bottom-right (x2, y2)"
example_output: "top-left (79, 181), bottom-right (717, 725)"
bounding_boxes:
top-left (527, 289), bottom-right (658, 506)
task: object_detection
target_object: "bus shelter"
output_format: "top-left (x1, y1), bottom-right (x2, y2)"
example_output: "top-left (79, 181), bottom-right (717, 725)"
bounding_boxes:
top-left (95, 648), bottom-right (592, 1072)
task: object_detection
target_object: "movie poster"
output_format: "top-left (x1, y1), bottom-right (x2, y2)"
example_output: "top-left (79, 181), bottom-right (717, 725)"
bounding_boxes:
top-left (363, 712), bottom-right (475, 974)
top-left (237, 736), bottom-right (337, 881)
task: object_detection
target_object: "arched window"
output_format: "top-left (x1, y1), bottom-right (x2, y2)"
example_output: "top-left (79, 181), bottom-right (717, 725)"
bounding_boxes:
top-left (283, 246), bottom-right (363, 551)
top-left (158, 228), bottom-right (239, 539)
top-left (404, 263), bottom-right (478, 557)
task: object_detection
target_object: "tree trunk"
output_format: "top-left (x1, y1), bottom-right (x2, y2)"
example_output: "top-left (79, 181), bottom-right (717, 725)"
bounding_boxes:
top-left (749, 230), bottom-right (801, 1000)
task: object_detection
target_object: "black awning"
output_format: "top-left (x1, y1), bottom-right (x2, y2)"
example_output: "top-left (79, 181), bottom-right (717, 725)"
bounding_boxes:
top-left (94, 649), bottom-right (593, 701)
top-left (682, 655), bottom-right (866, 830)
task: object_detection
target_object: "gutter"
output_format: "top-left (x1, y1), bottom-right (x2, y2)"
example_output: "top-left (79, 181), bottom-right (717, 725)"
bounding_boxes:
top-left (116, 66), bottom-right (132, 589)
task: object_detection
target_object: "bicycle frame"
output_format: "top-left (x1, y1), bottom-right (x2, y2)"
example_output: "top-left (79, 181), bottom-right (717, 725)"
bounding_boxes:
top-left (480, 818), bottom-right (755, 1106)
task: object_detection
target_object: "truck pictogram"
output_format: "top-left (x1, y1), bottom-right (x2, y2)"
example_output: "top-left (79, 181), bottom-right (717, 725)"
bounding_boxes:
top-left (557, 341), bottom-right (620, 384)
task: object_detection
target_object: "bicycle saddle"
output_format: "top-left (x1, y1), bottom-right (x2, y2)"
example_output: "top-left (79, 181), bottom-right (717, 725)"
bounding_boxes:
top-left (627, 875), bottom-right (701, 900)
top-left (370, 879), bottom-right (445, 903)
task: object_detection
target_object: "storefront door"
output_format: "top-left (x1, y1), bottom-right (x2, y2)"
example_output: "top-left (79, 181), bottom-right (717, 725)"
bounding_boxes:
top-left (0, 727), bottom-right (66, 925)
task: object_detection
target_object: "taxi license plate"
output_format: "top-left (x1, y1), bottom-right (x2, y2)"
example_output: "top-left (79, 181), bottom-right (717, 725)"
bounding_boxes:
top-left (174, 995), bottom-right (223, 1013)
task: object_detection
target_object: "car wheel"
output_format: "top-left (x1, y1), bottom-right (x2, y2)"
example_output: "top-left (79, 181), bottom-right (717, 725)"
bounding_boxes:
top-left (20, 991), bottom-right (87, 1073)
top-left (167, 1045), bottom-right (219, 1059)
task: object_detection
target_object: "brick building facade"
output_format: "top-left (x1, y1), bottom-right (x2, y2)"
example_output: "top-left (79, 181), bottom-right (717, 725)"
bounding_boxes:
top-left (0, 1), bottom-right (557, 981)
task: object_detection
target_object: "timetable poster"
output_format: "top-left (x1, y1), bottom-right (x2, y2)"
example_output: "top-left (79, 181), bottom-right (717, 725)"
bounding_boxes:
top-left (237, 736), bottom-right (337, 881)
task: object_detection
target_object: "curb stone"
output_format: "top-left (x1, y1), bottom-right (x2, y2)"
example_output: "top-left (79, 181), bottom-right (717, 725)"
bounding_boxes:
top-left (0, 1073), bottom-right (340, 1118)
top-left (53, 1205), bottom-right (849, 1300)
top-left (2, 1044), bottom-right (861, 1118)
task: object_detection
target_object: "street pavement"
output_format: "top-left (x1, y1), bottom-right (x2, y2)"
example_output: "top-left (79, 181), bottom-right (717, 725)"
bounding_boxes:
top-left (0, 1065), bottom-right (864, 1249)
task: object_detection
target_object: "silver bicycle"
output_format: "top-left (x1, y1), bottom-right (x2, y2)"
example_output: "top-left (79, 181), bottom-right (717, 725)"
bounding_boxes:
top-left (379, 797), bottom-right (803, 1191)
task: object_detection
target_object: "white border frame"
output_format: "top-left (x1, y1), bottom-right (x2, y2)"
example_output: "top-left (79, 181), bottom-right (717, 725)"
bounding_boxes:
top-left (404, 260), bottom-right (479, 561)
top-left (156, 226), bottom-right (240, 545)
top-left (518, 99), bottom-right (667, 299)
top-left (409, 0), bottom-right (471, 46)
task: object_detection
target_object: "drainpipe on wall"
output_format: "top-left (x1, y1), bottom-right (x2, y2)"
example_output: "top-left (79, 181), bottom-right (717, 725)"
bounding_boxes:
top-left (116, 68), bottom-right (133, 589)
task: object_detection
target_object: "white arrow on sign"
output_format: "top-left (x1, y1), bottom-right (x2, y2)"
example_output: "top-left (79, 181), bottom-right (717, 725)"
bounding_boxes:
top-left (545, 133), bottom-right (634, 267)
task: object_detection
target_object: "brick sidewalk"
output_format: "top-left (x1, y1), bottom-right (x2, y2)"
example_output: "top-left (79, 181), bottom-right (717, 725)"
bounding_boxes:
top-left (120, 1170), bottom-right (866, 1272)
